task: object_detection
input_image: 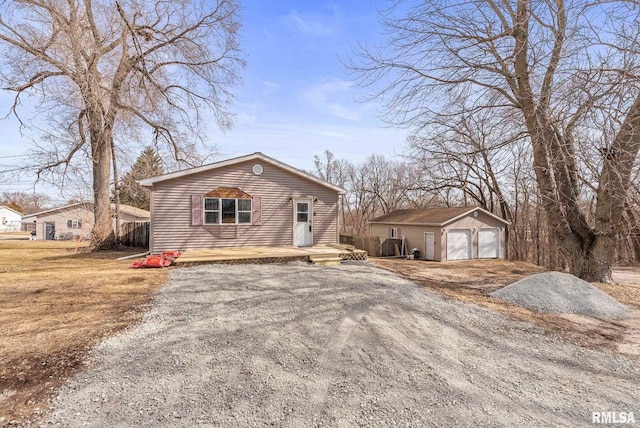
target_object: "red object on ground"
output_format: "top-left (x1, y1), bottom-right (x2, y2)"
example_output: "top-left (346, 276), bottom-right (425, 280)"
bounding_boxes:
top-left (129, 251), bottom-right (182, 268)
top-left (160, 251), bottom-right (183, 263)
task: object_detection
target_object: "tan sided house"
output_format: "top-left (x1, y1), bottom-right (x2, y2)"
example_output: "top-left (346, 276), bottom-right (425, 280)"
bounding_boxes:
top-left (370, 207), bottom-right (509, 261)
top-left (139, 152), bottom-right (346, 253)
top-left (22, 202), bottom-right (150, 240)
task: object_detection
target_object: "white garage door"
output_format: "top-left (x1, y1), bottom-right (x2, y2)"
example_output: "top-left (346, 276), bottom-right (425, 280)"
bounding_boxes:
top-left (447, 229), bottom-right (472, 260)
top-left (478, 228), bottom-right (500, 258)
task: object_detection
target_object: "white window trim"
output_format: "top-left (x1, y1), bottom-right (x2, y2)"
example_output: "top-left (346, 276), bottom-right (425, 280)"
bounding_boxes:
top-left (237, 199), bottom-right (252, 224)
top-left (203, 197), bottom-right (220, 225)
top-left (203, 197), bottom-right (252, 225)
top-left (390, 227), bottom-right (398, 238)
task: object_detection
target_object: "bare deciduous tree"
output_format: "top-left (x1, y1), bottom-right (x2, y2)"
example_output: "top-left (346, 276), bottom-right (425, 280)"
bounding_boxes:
top-left (311, 151), bottom-right (426, 237)
top-left (1, 191), bottom-right (52, 214)
top-left (408, 111), bottom-right (521, 214)
top-left (0, 0), bottom-right (243, 245)
top-left (311, 150), bottom-right (352, 189)
top-left (349, 0), bottom-right (640, 282)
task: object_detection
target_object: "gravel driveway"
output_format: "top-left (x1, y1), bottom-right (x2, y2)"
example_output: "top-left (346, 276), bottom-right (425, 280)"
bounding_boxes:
top-left (45, 262), bottom-right (639, 427)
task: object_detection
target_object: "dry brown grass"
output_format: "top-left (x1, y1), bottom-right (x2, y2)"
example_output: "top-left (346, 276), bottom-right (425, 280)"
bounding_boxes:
top-left (0, 240), bottom-right (168, 425)
top-left (372, 258), bottom-right (640, 358)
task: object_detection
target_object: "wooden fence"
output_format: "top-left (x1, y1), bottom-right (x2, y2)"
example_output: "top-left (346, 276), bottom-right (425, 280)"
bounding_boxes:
top-left (380, 238), bottom-right (406, 257)
top-left (340, 234), bottom-right (381, 257)
top-left (119, 221), bottom-right (150, 247)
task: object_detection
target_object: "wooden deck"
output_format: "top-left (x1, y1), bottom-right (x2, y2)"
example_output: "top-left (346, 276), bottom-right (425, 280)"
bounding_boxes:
top-left (174, 244), bottom-right (367, 265)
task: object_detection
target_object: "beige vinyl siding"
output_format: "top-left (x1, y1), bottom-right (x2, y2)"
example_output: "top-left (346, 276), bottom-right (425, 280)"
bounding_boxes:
top-left (29, 205), bottom-right (148, 240)
top-left (150, 160), bottom-right (339, 253)
top-left (370, 223), bottom-right (443, 261)
top-left (34, 206), bottom-right (94, 240)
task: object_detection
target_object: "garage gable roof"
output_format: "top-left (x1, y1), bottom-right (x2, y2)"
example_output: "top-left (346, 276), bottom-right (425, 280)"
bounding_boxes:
top-left (138, 152), bottom-right (346, 194)
top-left (370, 207), bottom-right (509, 226)
top-left (117, 204), bottom-right (151, 218)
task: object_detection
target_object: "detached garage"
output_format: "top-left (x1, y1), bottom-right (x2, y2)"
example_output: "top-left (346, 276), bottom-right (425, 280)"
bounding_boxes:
top-left (370, 207), bottom-right (509, 261)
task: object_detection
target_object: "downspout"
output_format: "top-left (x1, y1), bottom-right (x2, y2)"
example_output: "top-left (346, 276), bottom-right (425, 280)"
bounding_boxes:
top-left (338, 193), bottom-right (343, 243)
top-left (149, 188), bottom-right (154, 254)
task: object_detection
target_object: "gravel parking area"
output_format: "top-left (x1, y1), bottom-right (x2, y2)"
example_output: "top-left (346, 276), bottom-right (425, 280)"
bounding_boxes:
top-left (45, 262), bottom-right (639, 427)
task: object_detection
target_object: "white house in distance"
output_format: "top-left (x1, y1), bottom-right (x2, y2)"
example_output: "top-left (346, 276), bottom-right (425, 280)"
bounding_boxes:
top-left (370, 206), bottom-right (510, 261)
top-left (22, 202), bottom-right (150, 240)
top-left (0, 206), bottom-right (23, 232)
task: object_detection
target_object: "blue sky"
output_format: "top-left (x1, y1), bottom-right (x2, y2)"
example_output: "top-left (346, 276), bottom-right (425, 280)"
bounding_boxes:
top-left (0, 0), bottom-right (407, 198)
top-left (211, 0), bottom-right (407, 166)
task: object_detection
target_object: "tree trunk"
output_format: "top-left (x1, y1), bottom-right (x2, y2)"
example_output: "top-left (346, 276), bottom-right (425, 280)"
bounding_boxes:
top-left (580, 236), bottom-right (615, 283)
top-left (557, 230), bottom-right (608, 280)
top-left (111, 137), bottom-right (121, 244)
top-left (632, 233), bottom-right (640, 263)
top-left (512, 0), bottom-right (612, 281)
top-left (90, 125), bottom-right (114, 246)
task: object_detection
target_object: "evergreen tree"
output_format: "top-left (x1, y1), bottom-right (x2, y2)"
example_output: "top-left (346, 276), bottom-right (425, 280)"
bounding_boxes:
top-left (119, 147), bottom-right (164, 210)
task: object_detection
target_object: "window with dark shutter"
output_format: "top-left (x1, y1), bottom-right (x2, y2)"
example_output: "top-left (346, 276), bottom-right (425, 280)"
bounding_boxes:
top-left (252, 196), bottom-right (262, 225)
top-left (191, 194), bottom-right (203, 226)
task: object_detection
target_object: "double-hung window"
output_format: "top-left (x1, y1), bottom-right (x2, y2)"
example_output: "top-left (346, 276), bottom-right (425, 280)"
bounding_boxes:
top-left (204, 198), bottom-right (220, 224)
top-left (204, 197), bottom-right (251, 225)
top-left (67, 219), bottom-right (82, 228)
top-left (238, 199), bottom-right (252, 223)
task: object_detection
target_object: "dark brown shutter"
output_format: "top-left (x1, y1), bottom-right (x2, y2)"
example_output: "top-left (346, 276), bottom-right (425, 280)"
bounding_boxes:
top-left (191, 194), bottom-right (203, 226)
top-left (252, 196), bottom-right (262, 225)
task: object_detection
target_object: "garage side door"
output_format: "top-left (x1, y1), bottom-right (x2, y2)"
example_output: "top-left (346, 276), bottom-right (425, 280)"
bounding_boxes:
top-left (478, 228), bottom-right (499, 258)
top-left (447, 229), bottom-right (471, 260)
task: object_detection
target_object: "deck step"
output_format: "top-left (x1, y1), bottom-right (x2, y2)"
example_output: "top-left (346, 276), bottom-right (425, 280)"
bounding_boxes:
top-left (309, 253), bottom-right (343, 265)
top-left (310, 257), bottom-right (343, 266)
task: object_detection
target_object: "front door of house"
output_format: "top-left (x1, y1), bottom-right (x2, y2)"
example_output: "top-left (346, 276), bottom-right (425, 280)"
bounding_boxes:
top-left (294, 199), bottom-right (312, 247)
top-left (45, 222), bottom-right (55, 240)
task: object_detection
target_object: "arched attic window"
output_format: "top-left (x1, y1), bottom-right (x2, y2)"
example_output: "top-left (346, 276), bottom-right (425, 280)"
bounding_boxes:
top-left (192, 187), bottom-right (261, 226)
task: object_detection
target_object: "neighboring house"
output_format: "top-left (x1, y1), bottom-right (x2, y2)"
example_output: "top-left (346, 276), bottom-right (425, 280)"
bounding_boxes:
top-left (370, 207), bottom-right (510, 261)
top-left (116, 204), bottom-right (151, 223)
top-left (22, 202), bottom-right (150, 240)
top-left (0, 206), bottom-right (23, 232)
top-left (139, 152), bottom-right (346, 253)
